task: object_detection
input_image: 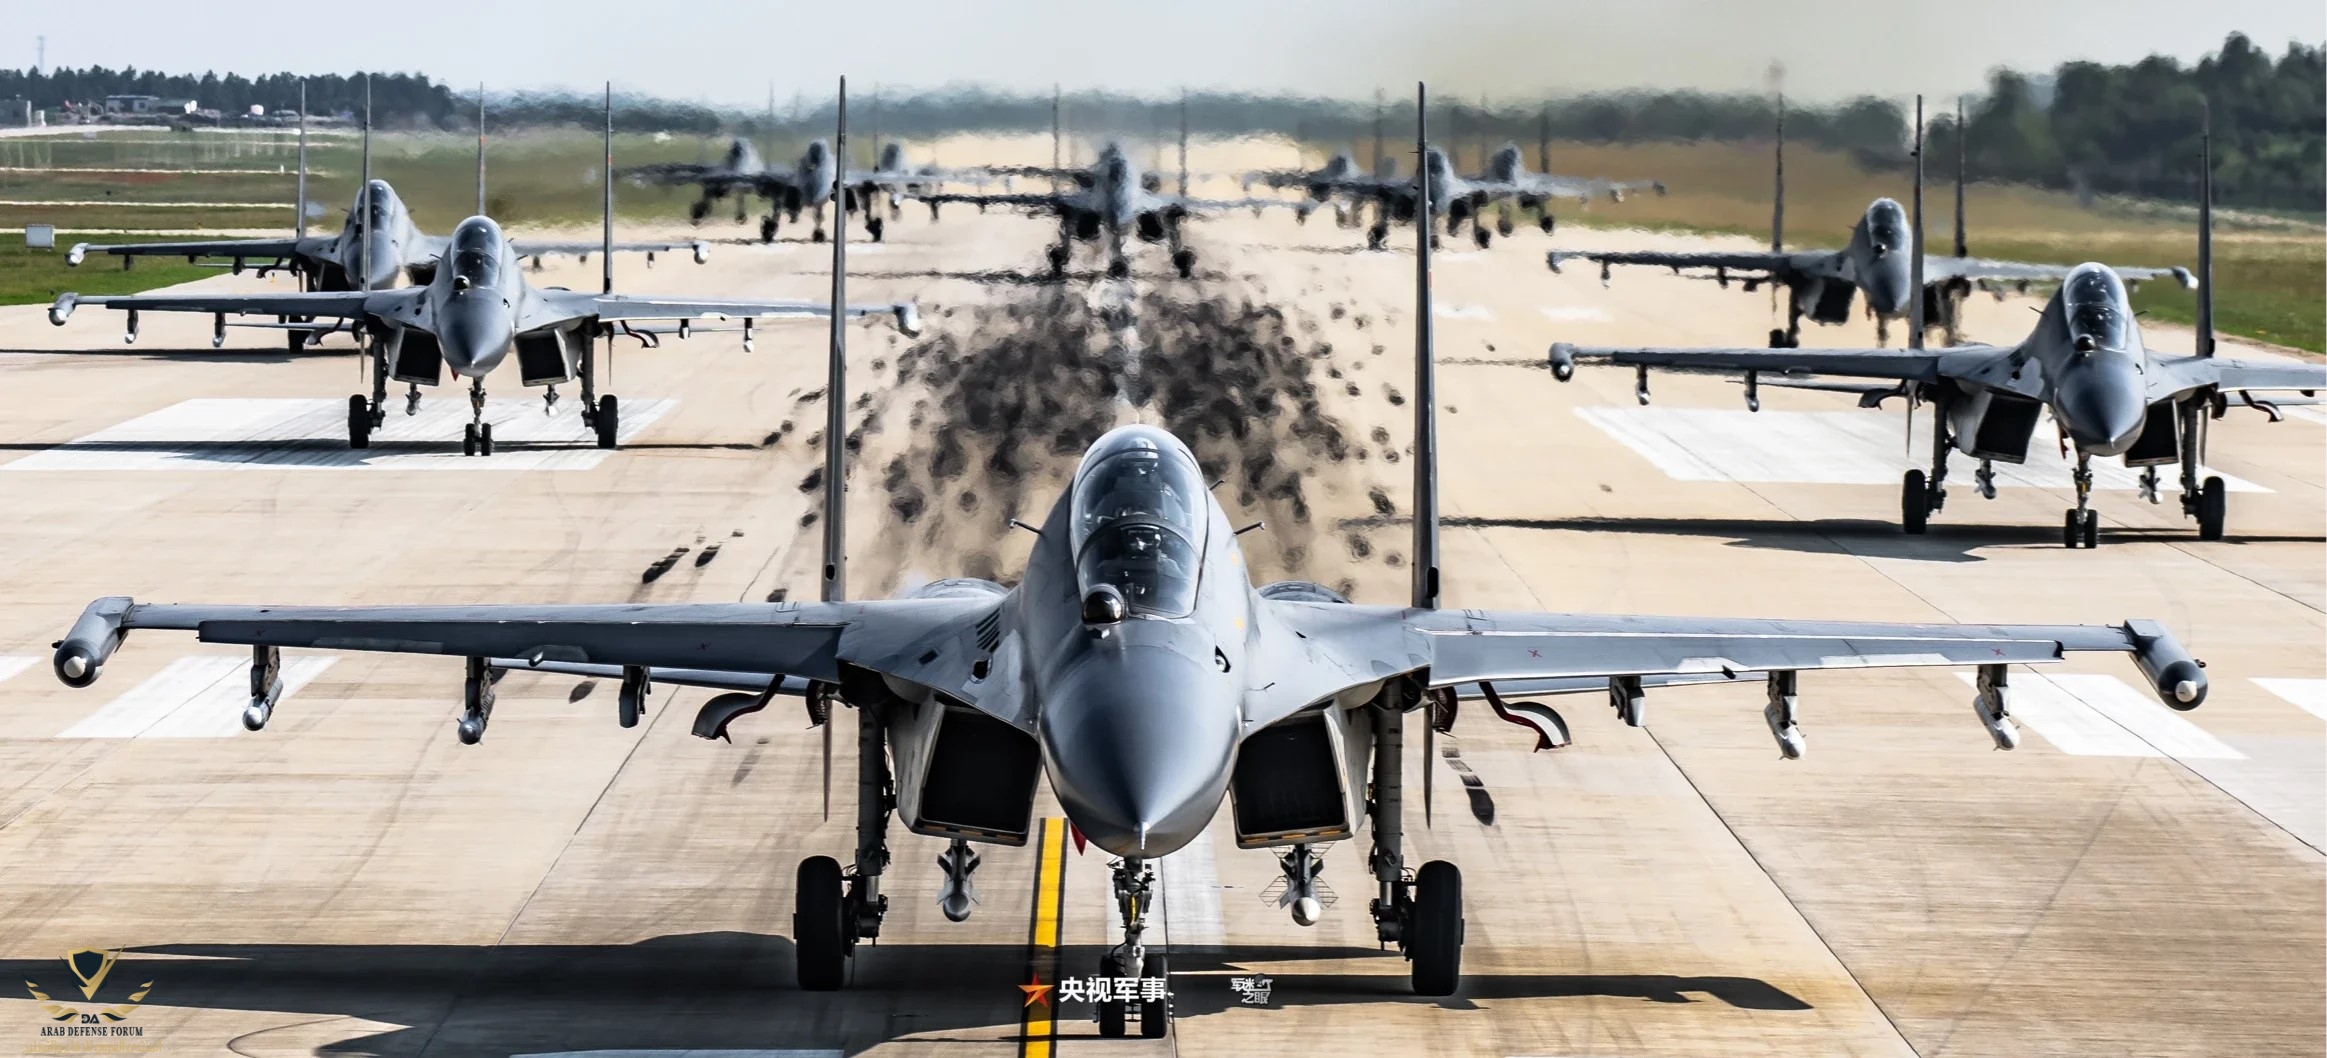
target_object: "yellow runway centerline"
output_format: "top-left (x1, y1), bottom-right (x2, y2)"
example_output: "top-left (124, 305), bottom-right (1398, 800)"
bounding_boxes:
top-left (1020, 817), bottom-right (1068, 1058)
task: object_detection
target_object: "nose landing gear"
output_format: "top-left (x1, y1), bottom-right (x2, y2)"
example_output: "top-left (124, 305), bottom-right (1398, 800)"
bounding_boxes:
top-left (2062, 454), bottom-right (2098, 548)
top-left (462, 378), bottom-right (493, 457)
top-left (1098, 858), bottom-right (1169, 1038)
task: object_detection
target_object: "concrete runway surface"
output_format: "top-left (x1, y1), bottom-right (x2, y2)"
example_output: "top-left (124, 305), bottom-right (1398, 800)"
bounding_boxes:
top-left (0, 138), bottom-right (2318, 1058)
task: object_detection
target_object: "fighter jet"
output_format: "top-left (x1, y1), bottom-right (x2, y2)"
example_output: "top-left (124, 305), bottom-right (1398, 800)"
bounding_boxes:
top-left (1468, 143), bottom-right (1666, 234)
top-left (1294, 144), bottom-right (1659, 252)
top-left (1547, 95), bottom-right (2192, 348)
top-left (47, 86), bottom-right (917, 456)
top-left (908, 141), bottom-right (1297, 279)
top-left (629, 136), bottom-right (987, 244)
top-left (1546, 106), bottom-right (2319, 547)
top-left (66, 82), bottom-right (705, 352)
top-left (46, 87), bottom-right (2211, 1037)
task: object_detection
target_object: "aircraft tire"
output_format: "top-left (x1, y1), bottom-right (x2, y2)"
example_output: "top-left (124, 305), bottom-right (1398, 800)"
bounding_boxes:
top-left (596, 395), bottom-right (620, 449)
top-left (2081, 508), bottom-right (2099, 549)
top-left (2062, 509), bottom-right (2079, 549)
top-left (347, 395), bottom-right (371, 449)
top-left (1139, 952), bottom-right (1171, 1038)
top-left (478, 422), bottom-right (494, 458)
top-left (1097, 952), bottom-right (1128, 1037)
top-left (795, 856), bottom-right (847, 991)
top-left (462, 422), bottom-right (478, 458)
top-left (1409, 860), bottom-right (1464, 996)
top-left (1900, 470), bottom-right (1928, 534)
top-left (2198, 476), bottom-right (2226, 540)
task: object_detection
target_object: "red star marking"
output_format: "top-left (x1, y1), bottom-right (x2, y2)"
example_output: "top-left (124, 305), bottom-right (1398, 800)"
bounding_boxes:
top-left (1019, 978), bottom-right (1054, 1008)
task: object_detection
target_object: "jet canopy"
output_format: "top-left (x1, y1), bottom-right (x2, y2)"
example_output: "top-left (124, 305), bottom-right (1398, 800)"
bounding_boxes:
top-left (2062, 264), bottom-right (2131, 353)
top-left (449, 217), bottom-right (503, 290)
top-left (1070, 428), bottom-right (1207, 618)
top-left (1865, 199), bottom-right (1909, 253)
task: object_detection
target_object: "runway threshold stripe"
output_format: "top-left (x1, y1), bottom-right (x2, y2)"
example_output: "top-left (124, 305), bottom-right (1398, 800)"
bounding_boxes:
top-left (58, 655), bottom-right (335, 738)
top-left (0, 656), bottom-right (35, 686)
top-left (2253, 678), bottom-right (2327, 721)
top-left (1020, 816), bottom-right (1067, 1058)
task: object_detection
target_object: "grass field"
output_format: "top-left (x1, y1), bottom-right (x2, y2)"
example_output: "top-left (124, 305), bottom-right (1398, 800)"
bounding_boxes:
top-left (1485, 138), bottom-right (2325, 354)
top-left (0, 236), bottom-right (218, 309)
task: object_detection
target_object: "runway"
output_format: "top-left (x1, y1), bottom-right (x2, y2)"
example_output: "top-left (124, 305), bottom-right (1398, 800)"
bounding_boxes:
top-left (0, 138), bottom-right (2318, 1057)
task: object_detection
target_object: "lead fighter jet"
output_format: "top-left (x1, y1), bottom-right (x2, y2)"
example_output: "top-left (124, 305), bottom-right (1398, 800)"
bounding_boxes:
top-left (1548, 105), bottom-right (2320, 547)
top-left (48, 87), bottom-right (916, 456)
top-left (47, 85), bottom-right (2211, 1038)
top-left (68, 82), bottom-right (705, 352)
top-left (1547, 95), bottom-right (2192, 348)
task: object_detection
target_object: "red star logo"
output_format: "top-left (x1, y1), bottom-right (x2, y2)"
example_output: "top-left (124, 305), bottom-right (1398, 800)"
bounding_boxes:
top-left (1019, 978), bottom-right (1054, 1008)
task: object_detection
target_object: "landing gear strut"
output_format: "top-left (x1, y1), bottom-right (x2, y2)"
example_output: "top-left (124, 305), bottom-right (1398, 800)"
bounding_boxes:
top-left (461, 378), bottom-right (493, 457)
top-left (2177, 398), bottom-right (2226, 540)
top-left (346, 336), bottom-right (390, 449)
top-left (1901, 395), bottom-right (1949, 534)
top-left (1366, 683), bottom-right (1464, 996)
top-left (2062, 453), bottom-right (2098, 548)
top-left (1098, 857), bottom-right (1168, 1038)
top-left (796, 702), bottom-right (891, 991)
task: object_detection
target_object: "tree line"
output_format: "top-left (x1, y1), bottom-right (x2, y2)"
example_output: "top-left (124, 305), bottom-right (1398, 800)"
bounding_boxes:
top-left (0, 68), bottom-right (457, 123)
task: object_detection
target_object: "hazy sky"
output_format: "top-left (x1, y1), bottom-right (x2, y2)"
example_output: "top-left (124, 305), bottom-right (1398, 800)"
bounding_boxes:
top-left (9, 0), bottom-right (2320, 106)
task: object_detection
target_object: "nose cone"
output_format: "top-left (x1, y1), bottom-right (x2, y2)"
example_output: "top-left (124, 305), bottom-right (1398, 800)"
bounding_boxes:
top-left (436, 298), bottom-right (512, 377)
top-left (1863, 256), bottom-right (1913, 316)
top-left (1041, 645), bottom-right (1238, 858)
top-left (2057, 367), bottom-right (2147, 456)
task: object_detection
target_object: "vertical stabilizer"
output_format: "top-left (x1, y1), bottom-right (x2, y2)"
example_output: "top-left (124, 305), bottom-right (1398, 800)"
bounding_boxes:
top-left (357, 75), bottom-right (370, 290)
top-left (2196, 106), bottom-right (2215, 358)
top-left (1909, 96), bottom-right (1926, 352)
top-left (1770, 90), bottom-right (1785, 252)
top-left (475, 84), bottom-right (487, 217)
top-left (601, 84), bottom-right (614, 295)
top-left (823, 77), bottom-right (850, 604)
top-left (1411, 82), bottom-right (1439, 612)
top-left (1178, 90), bottom-right (1190, 197)
top-left (1952, 95), bottom-right (1968, 257)
top-left (294, 81), bottom-right (307, 241)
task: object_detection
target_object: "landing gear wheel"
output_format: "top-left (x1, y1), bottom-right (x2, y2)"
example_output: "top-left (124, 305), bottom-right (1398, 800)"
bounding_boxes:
top-left (595, 394), bottom-right (620, 449)
top-left (760, 216), bottom-right (778, 243)
top-left (866, 216), bottom-right (885, 243)
top-left (477, 422), bottom-right (494, 458)
top-left (2062, 509), bottom-right (2080, 549)
top-left (1769, 328), bottom-right (1789, 349)
top-left (1496, 216), bottom-right (1515, 237)
top-left (1367, 226), bottom-right (1388, 251)
top-left (794, 856), bottom-right (847, 991)
top-left (1046, 245), bottom-right (1069, 278)
top-left (690, 200), bottom-right (711, 223)
top-left (1472, 227), bottom-right (1492, 249)
top-left (1539, 214), bottom-right (1556, 235)
top-left (1139, 953), bottom-right (1171, 1038)
top-left (462, 422), bottom-right (478, 458)
top-left (288, 329), bottom-right (309, 353)
top-left (1107, 258), bottom-right (1130, 280)
top-left (1096, 952), bottom-right (1129, 1038)
top-left (1901, 469), bottom-right (1929, 534)
top-left (2081, 508), bottom-right (2099, 549)
top-left (346, 394), bottom-right (371, 449)
top-left (811, 228), bottom-right (828, 244)
top-left (2197, 476), bottom-right (2226, 540)
top-left (1409, 860), bottom-right (1464, 997)
top-left (1172, 249), bottom-right (1196, 279)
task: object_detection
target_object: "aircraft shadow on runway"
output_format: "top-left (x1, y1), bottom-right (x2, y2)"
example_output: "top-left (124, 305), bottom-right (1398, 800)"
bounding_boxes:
top-left (0, 346), bottom-right (355, 365)
top-left (0, 933), bottom-right (1805, 1052)
top-left (1339, 514), bottom-right (2327, 564)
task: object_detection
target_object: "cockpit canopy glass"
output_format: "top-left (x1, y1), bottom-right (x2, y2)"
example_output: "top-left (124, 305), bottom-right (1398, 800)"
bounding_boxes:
top-left (2062, 266), bottom-right (2129, 352)
top-left (1072, 438), bottom-right (1206, 617)
top-left (450, 220), bottom-right (502, 289)
top-left (363, 181), bottom-right (394, 228)
top-left (1866, 200), bottom-right (1909, 249)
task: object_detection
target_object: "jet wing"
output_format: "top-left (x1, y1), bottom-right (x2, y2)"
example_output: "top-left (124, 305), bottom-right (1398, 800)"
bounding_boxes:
top-left (486, 658), bottom-right (812, 696)
top-left (67, 236), bottom-right (321, 269)
top-left (522, 290), bottom-right (919, 336)
top-left (1926, 256), bottom-right (2195, 289)
top-left (1250, 599), bottom-right (2204, 738)
top-left (507, 239), bottom-right (712, 265)
top-left (48, 287), bottom-right (427, 331)
top-left (907, 191), bottom-right (1071, 213)
top-left (2146, 354), bottom-right (2327, 402)
top-left (1546, 340), bottom-right (1974, 382)
top-left (54, 596), bottom-right (1000, 712)
top-left (1548, 247), bottom-right (1836, 281)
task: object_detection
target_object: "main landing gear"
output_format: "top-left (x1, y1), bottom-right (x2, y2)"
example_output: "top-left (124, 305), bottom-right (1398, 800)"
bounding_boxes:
top-left (1767, 301), bottom-right (1804, 349)
top-left (345, 336), bottom-right (389, 449)
top-left (796, 699), bottom-right (892, 992)
top-left (1900, 396), bottom-right (1950, 535)
top-left (1366, 682), bottom-right (1464, 997)
top-left (2175, 399), bottom-right (2227, 541)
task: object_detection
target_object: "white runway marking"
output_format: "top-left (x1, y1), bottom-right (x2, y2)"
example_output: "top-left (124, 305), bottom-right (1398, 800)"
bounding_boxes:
top-left (1539, 305), bottom-right (1612, 323)
top-left (2285, 406), bottom-right (2327, 426)
top-left (2254, 678), bottom-right (2327, 721)
top-left (4, 397), bottom-right (676, 472)
top-left (1959, 672), bottom-right (2241, 759)
top-left (1580, 407), bottom-right (2269, 492)
top-left (57, 655), bottom-right (335, 738)
top-left (1433, 304), bottom-right (1495, 321)
top-left (516, 1052), bottom-right (842, 1058)
top-left (0, 656), bottom-right (35, 685)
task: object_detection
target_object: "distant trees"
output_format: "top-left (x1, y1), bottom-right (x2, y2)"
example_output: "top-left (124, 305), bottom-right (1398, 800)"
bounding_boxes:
top-left (1927, 34), bottom-right (2324, 211)
top-left (0, 67), bottom-right (457, 126)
